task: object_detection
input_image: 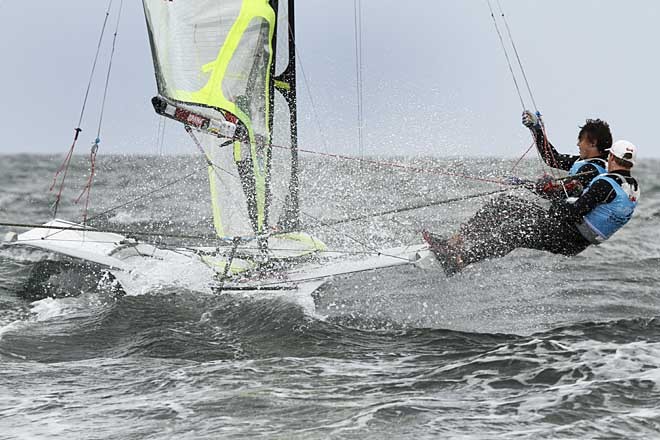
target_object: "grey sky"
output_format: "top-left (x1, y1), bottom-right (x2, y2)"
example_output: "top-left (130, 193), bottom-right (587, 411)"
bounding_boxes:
top-left (1, 1), bottom-right (658, 159)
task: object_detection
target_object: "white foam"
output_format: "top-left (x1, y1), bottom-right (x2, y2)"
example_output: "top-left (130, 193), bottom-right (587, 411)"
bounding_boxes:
top-left (29, 297), bottom-right (69, 320)
top-left (28, 293), bottom-right (106, 322)
top-left (0, 320), bottom-right (26, 341)
top-left (112, 250), bottom-right (216, 296)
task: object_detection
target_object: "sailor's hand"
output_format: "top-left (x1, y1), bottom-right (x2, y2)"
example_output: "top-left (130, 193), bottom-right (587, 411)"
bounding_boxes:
top-left (522, 110), bottom-right (540, 128)
top-left (534, 174), bottom-right (561, 196)
top-left (535, 174), bottom-right (555, 190)
top-left (562, 178), bottom-right (583, 197)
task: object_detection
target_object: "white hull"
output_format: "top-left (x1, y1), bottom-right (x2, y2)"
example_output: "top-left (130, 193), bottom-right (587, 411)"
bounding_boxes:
top-left (6, 220), bottom-right (430, 306)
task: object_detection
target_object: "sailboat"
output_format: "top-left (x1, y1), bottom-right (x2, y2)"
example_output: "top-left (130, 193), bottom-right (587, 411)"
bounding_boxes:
top-left (5, 0), bottom-right (430, 298)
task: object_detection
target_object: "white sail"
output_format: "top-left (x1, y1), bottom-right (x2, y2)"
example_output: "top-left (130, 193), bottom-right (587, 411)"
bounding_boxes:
top-left (143, 0), bottom-right (277, 238)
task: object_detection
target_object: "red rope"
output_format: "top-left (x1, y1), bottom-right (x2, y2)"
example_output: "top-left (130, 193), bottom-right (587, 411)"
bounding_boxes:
top-left (74, 142), bottom-right (99, 225)
top-left (538, 122), bottom-right (560, 177)
top-left (49, 128), bottom-right (82, 217)
top-left (509, 140), bottom-right (536, 174)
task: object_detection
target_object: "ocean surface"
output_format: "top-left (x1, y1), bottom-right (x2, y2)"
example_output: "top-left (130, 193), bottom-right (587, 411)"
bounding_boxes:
top-left (1, 154), bottom-right (659, 439)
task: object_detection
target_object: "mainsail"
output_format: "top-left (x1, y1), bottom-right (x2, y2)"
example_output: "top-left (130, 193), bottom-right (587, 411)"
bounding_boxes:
top-left (142, 0), bottom-right (299, 239)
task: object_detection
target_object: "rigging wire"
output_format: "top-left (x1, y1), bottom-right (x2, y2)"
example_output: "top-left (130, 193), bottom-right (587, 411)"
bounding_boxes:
top-left (271, 142), bottom-right (518, 185)
top-left (75, 1), bottom-right (115, 132)
top-left (95, 0), bottom-right (123, 145)
top-left (50, 0), bottom-right (115, 219)
top-left (3, 186), bottom-right (521, 242)
top-left (2, 220), bottom-right (417, 264)
top-left (86, 169), bottom-right (201, 224)
top-left (0, 222), bottom-right (214, 242)
top-left (353, 0), bottom-right (365, 157)
top-left (75, 0), bottom-right (125, 226)
top-left (314, 188), bottom-right (511, 228)
top-left (495, 0), bottom-right (538, 113)
top-left (183, 127), bottom-right (415, 261)
top-left (486, 0), bottom-right (525, 110)
top-left (158, 118), bottom-right (167, 155)
top-left (5, 231), bottom-right (420, 262)
top-left (289, 26), bottom-right (331, 155)
top-left (485, 0), bottom-right (558, 177)
top-left (82, 155), bottom-right (585, 235)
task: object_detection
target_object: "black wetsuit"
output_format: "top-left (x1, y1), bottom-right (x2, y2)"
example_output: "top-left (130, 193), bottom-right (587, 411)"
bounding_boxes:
top-left (531, 126), bottom-right (608, 187)
top-left (457, 170), bottom-right (639, 267)
top-left (457, 195), bottom-right (589, 266)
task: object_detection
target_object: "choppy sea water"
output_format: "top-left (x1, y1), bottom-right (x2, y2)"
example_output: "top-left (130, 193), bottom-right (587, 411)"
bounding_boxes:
top-left (0, 154), bottom-right (659, 439)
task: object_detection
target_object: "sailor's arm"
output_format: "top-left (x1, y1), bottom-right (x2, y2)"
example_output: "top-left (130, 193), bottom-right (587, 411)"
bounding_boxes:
top-left (570, 163), bottom-right (602, 187)
top-left (548, 179), bottom-right (615, 222)
top-left (522, 111), bottom-right (578, 172)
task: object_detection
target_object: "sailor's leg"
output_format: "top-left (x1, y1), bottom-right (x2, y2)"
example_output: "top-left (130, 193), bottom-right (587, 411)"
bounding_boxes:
top-left (459, 198), bottom-right (548, 265)
top-left (424, 195), bottom-right (548, 273)
top-left (530, 218), bottom-right (591, 256)
top-left (459, 194), bottom-right (531, 237)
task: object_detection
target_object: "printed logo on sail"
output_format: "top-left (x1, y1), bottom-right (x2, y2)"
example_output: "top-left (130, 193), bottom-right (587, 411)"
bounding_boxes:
top-left (186, 114), bottom-right (206, 127)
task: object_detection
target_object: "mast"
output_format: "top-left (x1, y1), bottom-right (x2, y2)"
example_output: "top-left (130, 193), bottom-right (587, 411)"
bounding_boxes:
top-left (272, 0), bottom-right (300, 231)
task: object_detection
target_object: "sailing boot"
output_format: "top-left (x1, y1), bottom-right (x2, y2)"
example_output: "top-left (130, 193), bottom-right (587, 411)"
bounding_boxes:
top-left (422, 230), bottom-right (465, 276)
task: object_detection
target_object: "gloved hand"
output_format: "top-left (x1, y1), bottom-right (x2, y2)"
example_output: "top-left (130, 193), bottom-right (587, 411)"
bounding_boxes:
top-left (522, 110), bottom-right (540, 129)
top-left (561, 178), bottom-right (583, 197)
top-left (534, 173), bottom-right (561, 197)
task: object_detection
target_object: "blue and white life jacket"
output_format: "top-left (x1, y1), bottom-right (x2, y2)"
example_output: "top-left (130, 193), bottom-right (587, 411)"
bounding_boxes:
top-left (575, 173), bottom-right (639, 243)
top-left (568, 158), bottom-right (607, 177)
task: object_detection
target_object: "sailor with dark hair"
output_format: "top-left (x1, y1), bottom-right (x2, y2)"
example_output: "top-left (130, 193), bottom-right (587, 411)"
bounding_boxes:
top-left (522, 110), bottom-right (613, 197)
top-left (423, 140), bottom-right (640, 276)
